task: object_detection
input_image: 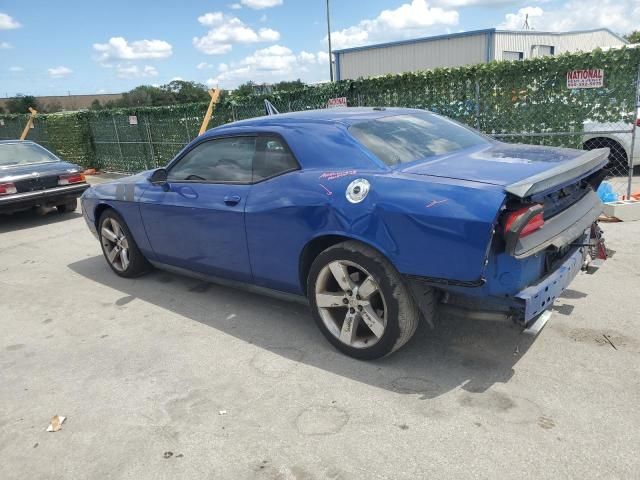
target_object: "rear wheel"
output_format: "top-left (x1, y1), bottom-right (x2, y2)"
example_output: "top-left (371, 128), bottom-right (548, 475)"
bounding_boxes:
top-left (56, 199), bottom-right (78, 213)
top-left (98, 209), bottom-right (149, 278)
top-left (307, 241), bottom-right (421, 360)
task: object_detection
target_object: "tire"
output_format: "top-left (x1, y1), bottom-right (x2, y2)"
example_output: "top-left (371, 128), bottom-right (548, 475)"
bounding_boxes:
top-left (307, 240), bottom-right (421, 360)
top-left (584, 139), bottom-right (627, 175)
top-left (98, 209), bottom-right (150, 278)
top-left (56, 199), bottom-right (78, 214)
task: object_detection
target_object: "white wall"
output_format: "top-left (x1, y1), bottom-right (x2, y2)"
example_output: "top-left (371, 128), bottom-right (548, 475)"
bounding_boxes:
top-left (337, 32), bottom-right (489, 80)
top-left (493, 30), bottom-right (626, 61)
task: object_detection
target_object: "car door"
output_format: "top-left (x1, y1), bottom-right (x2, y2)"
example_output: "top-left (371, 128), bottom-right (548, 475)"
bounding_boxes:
top-left (139, 136), bottom-right (255, 282)
top-left (244, 135), bottom-right (304, 293)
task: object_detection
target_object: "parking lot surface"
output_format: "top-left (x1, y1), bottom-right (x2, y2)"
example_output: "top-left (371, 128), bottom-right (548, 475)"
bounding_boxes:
top-left (1, 198), bottom-right (639, 479)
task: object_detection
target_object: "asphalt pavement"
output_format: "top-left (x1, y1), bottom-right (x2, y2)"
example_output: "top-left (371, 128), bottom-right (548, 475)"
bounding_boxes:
top-left (1, 198), bottom-right (639, 479)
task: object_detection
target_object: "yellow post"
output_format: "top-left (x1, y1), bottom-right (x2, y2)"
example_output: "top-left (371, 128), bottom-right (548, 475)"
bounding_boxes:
top-left (198, 89), bottom-right (221, 136)
top-left (20, 107), bottom-right (38, 141)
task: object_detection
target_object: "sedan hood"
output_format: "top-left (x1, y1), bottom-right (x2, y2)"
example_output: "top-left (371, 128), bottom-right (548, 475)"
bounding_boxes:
top-left (0, 160), bottom-right (82, 181)
top-left (399, 143), bottom-right (604, 189)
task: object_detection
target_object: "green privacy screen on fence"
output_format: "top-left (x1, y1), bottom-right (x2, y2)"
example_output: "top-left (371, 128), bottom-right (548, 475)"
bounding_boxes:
top-left (1, 46), bottom-right (638, 173)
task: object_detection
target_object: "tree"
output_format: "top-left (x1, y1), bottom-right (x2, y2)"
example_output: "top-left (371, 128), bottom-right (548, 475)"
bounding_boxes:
top-left (233, 81), bottom-right (257, 99)
top-left (90, 99), bottom-right (103, 110)
top-left (45, 101), bottom-right (63, 113)
top-left (162, 80), bottom-right (209, 104)
top-left (273, 79), bottom-right (305, 92)
top-left (5, 95), bottom-right (40, 114)
top-left (117, 85), bottom-right (173, 107)
top-left (624, 31), bottom-right (640, 44)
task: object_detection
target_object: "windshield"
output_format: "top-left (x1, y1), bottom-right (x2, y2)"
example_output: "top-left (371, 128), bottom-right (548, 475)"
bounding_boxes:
top-left (0, 142), bottom-right (60, 168)
top-left (349, 112), bottom-right (488, 166)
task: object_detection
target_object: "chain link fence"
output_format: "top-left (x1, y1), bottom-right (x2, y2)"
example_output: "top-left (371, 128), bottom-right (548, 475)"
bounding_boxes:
top-left (1, 48), bottom-right (638, 200)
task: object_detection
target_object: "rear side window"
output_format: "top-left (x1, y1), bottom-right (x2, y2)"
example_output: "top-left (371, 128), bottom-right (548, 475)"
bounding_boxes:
top-left (252, 136), bottom-right (299, 181)
top-left (349, 113), bottom-right (488, 166)
top-left (168, 136), bottom-right (255, 183)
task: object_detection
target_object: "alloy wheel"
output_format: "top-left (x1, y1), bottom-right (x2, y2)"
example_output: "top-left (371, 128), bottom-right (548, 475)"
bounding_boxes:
top-left (314, 260), bottom-right (387, 349)
top-left (101, 217), bottom-right (130, 272)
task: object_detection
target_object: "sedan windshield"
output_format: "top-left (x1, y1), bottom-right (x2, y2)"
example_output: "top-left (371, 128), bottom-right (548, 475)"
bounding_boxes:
top-left (0, 142), bottom-right (60, 167)
top-left (349, 112), bottom-right (488, 166)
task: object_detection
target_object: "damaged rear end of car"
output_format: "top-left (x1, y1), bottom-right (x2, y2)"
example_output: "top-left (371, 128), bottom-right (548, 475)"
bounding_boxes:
top-left (440, 147), bottom-right (609, 332)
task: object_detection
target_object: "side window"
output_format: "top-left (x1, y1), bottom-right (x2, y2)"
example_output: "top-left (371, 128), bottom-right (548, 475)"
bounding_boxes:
top-left (503, 50), bottom-right (524, 61)
top-left (168, 136), bottom-right (255, 183)
top-left (252, 136), bottom-right (299, 182)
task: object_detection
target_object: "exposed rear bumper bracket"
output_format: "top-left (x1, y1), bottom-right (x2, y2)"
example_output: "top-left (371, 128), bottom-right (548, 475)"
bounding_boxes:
top-left (523, 310), bottom-right (552, 336)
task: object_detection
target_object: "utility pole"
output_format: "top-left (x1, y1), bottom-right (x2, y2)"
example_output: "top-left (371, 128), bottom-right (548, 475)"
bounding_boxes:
top-left (326, 0), bottom-right (333, 82)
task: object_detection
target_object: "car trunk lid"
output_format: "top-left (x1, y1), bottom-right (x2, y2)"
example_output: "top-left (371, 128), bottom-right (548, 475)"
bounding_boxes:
top-left (1, 161), bottom-right (82, 193)
top-left (400, 143), bottom-right (609, 198)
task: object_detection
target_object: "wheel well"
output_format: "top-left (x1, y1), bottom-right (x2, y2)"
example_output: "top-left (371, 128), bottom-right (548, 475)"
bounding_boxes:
top-left (583, 137), bottom-right (627, 162)
top-left (93, 203), bottom-right (113, 229)
top-left (298, 234), bottom-right (355, 294)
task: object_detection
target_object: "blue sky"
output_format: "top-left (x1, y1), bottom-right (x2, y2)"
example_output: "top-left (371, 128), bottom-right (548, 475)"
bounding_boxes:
top-left (0, 0), bottom-right (637, 96)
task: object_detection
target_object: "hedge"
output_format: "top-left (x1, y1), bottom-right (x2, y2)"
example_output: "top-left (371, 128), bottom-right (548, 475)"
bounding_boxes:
top-left (1, 46), bottom-right (638, 172)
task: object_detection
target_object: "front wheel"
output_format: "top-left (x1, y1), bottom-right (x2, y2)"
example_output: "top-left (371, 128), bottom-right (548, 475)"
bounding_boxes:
top-left (307, 241), bottom-right (421, 360)
top-left (98, 209), bottom-right (149, 278)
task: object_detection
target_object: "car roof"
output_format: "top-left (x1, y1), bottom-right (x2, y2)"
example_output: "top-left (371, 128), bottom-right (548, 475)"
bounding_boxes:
top-left (208, 107), bottom-right (426, 134)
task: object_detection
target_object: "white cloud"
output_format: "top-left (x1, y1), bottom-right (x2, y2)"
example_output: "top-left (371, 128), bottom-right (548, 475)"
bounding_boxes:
top-left (259, 14), bottom-right (268, 22)
top-left (193, 12), bottom-right (281, 54)
top-left (0, 13), bottom-right (21, 29)
top-left (116, 64), bottom-right (159, 78)
top-left (206, 45), bottom-right (329, 88)
top-left (197, 61), bottom-right (213, 70)
top-left (0, 41), bottom-right (11, 49)
top-left (230, 3), bottom-right (242, 9)
top-left (434, 0), bottom-right (517, 5)
top-left (498, 1), bottom-right (640, 32)
top-left (240, 0), bottom-right (283, 9)
top-left (170, 76), bottom-right (184, 82)
top-left (327, 0), bottom-right (459, 50)
top-left (298, 51), bottom-right (317, 63)
top-left (498, 6), bottom-right (544, 29)
top-left (48, 66), bottom-right (73, 78)
top-left (93, 37), bottom-right (173, 61)
top-left (9, 66), bottom-right (23, 72)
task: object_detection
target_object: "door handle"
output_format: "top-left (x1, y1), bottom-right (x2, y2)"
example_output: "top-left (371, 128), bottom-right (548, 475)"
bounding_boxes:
top-left (224, 195), bottom-right (241, 206)
top-left (177, 186), bottom-right (198, 199)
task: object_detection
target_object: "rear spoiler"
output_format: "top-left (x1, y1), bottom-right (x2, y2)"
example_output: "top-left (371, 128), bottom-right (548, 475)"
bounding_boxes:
top-left (505, 148), bottom-right (609, 198)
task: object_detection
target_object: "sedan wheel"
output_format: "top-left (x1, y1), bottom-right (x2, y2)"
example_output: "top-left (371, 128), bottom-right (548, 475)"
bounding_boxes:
top-left (315, 260), bottom-right (387, 349)
top-left (98, 209), bottom-right (149, 278)
top-left (101, 217), bottom-right (131, 272)
top-left (308, 240), bottom-right (423, 360)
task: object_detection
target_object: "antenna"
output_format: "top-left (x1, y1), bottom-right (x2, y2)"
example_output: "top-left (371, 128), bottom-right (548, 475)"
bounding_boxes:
top-left (522, 13), bottom-right (531, 30)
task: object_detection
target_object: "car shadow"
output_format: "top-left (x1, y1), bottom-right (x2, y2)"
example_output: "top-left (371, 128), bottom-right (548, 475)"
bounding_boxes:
top-left (68, 255), bottom-right (536, 399)
top-left (0, 209), bottom-right (82, 233)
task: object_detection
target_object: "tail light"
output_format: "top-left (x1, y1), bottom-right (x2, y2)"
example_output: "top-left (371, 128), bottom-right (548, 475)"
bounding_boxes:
top-left (0, 182), bottom-right (17, 196)
top-left (58, 173), bottom-right (85, 185)
top-left (636, 118), bottom-right (640, 128)
top-left (503, 203), bottom-right (544, 253)
top-left (504, 204), bottom-right (545, 238)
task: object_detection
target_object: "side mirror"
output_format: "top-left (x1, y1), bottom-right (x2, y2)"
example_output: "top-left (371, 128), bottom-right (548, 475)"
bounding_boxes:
top-left (149, 168), bottom-right (168, 186)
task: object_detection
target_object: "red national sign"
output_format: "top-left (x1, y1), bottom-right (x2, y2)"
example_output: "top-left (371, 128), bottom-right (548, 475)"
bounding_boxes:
top-left (327, 97), bottom-right (348, 108)
top-left (567, 69), bottom-right (604, 89)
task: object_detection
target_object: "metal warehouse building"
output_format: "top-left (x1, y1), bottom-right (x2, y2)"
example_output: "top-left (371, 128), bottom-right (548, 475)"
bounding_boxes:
top-left (332, 28), bottom-right (627, 80)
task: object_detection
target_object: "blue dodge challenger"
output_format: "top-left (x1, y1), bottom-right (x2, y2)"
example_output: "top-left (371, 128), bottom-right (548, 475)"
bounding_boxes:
top-left (81, 108), bottom-right (608, 359)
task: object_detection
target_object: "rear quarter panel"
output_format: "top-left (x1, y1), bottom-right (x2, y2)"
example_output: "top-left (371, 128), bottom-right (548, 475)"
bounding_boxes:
top-left (245, 168), bottom-right (506, 294)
